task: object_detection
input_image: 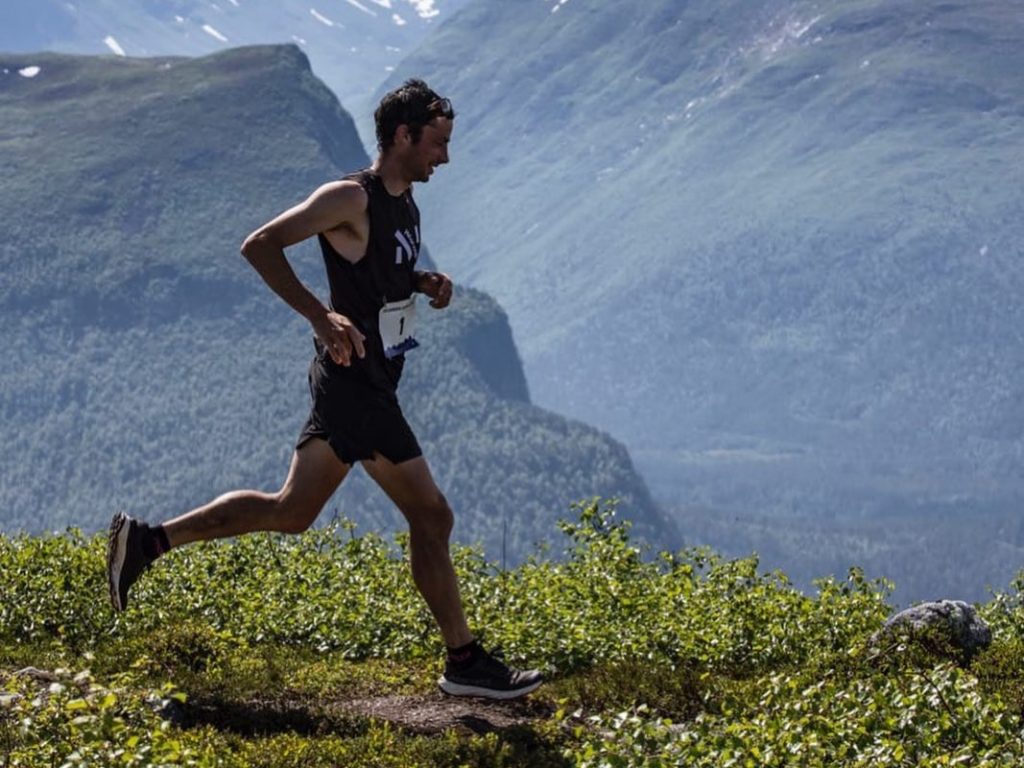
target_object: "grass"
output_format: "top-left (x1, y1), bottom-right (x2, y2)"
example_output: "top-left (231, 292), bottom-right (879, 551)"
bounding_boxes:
top-left (3, 501), bottom-right (1024, 766)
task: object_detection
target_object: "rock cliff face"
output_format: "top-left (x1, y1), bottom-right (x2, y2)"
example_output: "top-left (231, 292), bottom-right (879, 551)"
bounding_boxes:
top-left (0, 47), bottom-right (671, 561)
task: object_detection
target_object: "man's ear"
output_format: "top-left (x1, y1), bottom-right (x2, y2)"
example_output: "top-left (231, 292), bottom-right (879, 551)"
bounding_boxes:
top-left (394, 124), bottom-right (411, 146)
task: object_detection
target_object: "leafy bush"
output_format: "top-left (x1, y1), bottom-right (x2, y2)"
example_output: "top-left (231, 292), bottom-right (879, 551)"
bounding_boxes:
top-left (2, 500), bottom-right (1023, 766)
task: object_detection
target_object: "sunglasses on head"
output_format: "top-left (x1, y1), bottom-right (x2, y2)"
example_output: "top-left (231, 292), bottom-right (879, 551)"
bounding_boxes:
top-left (426, 97), bottom-right (454, 119)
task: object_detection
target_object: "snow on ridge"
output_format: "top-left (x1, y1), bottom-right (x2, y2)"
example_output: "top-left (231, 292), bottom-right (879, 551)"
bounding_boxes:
top-left (18, 66), bottom-right (41, 78)
top-left (202, 24), bottom-right (229, 42)
top-left (343, 0), bottom-right (377, 17)
top-left (369, 0), bottom-right (392, 7)
top-left (310, 8), bottom-right (338, 26)
top-left (227, 0), bottom-right (240, 5)
top-left (748, 14), bottom-right (823, 62)
top-left (392, 12), bottom-right (407, 25)
top-left (405, 0), bottom-right (439, 19)
top-left (551, 0), bottom-right (571, 13)
top-left (103, 35), bottom-right (126, 56)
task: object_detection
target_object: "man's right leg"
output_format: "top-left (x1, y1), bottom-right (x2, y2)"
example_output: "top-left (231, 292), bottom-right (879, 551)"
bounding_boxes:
top-left (107, 438), bottom-right (348, 611)
top-left (163, 438), bottom-right (349, 546)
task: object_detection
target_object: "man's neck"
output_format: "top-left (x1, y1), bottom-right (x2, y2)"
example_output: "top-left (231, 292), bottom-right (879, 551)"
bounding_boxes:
top-left (370, 155), bottom-right (411, 197)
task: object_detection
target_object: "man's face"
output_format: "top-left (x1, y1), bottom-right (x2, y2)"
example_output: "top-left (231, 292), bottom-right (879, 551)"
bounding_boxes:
top-left (405, 116), bottom-right (452, 183)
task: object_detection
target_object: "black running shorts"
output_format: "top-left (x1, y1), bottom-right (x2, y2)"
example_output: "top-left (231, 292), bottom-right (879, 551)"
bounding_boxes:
top-left (296, 348), bottom-right (422, 466)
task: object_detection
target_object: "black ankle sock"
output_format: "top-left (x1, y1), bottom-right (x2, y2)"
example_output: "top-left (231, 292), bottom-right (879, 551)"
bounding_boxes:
top-left (141, 524), bottom-right (171, 560)
top-left (446, 639), bottom-right (480, 665)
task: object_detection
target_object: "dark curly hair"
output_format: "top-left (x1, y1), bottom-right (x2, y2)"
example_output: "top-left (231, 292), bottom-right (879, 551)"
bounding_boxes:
top-left (374, 78), bottom-right (455, 152)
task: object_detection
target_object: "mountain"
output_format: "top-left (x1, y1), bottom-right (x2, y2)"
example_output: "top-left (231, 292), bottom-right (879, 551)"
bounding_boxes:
top-left (0, 46), bottom-right (672, 561)
top-left (0, 0), bottom-right (473, 110)
top-left (374, 1), bottom-right (1024, 558)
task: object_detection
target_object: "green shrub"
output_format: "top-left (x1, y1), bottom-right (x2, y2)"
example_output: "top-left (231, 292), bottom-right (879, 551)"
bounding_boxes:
top-left (2, 501), bottom-right (1022, 767)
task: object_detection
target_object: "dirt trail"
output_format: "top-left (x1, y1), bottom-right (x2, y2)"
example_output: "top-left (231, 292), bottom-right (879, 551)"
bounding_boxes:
top-left (338, 693), bottom-right (552, 735)
top-left (177, 690), bottom-right (554, 737)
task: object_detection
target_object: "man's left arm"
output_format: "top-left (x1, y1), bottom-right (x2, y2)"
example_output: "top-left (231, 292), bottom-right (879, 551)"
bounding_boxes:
top-left (415, 270), bottom-right (453, 309)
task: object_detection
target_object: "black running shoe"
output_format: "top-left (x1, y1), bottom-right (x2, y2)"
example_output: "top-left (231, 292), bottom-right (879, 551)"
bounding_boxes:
top-left (438, 647), bottom-right (543, 700)
top-left (106, 511), bottom-right (154, 612)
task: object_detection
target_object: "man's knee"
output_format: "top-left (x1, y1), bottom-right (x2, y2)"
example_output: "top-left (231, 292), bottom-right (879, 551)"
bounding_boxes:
top-left (272, 491), bottom-right (321, 534)
top-left (408, 492), bottom-right (453, 542)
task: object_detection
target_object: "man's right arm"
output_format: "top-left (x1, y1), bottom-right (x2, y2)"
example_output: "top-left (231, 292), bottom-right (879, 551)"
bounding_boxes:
top-left (240, 181), bottom-right (366, 365)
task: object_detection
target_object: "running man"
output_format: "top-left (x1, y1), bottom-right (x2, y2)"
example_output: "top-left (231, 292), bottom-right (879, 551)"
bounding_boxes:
top-left (106, 79), bottom-right (542, 700)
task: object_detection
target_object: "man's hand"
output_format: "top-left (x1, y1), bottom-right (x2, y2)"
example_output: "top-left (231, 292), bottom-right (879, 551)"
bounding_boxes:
top-left (311, 311), bottom-right (366, 366)
top-left (417, 271), bottom-right (453, 309)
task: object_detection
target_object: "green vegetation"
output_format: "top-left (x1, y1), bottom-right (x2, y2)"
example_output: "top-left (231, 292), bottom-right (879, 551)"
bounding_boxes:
top-left (3, 500), bottom-right (1024, 766)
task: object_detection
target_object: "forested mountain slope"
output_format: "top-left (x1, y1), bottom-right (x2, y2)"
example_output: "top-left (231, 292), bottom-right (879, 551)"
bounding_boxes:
top-left (0, 46), bottom-right (671, 561)
top-left (378, 0), bottom-right (1024, 516)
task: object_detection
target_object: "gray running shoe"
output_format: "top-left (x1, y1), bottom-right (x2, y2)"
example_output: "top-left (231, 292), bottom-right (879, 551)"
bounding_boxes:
top-left (438, 647), bottom-right (543, 700)
top-left (106, 511), bottom-right (154, 612)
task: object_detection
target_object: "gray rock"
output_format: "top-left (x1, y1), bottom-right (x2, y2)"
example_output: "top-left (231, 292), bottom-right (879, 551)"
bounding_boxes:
top-left (14, 666), bottom-right (58, 682)
top-left (873, 600), bottom-right (992, 662)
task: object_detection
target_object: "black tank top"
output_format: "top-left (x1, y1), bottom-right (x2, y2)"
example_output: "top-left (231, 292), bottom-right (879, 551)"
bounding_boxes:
top-left (317, 168), bottom-right (421, 393)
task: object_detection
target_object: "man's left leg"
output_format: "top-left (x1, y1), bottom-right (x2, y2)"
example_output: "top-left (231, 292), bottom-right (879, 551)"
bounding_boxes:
top-left (361, 453), bottom-right (470, 647)
top-left (361, 452), bottom-right (543, 699)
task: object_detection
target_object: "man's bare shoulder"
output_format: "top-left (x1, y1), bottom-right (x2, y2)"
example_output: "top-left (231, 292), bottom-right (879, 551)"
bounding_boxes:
top-left (314, 179), bottom-right (369, 216)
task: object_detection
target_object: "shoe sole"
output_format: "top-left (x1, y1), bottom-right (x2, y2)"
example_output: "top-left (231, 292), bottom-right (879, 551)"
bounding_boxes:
top-left (437, 678), bottom-right (543, 700)
top-left (107, 512), bottom-right (128, 612)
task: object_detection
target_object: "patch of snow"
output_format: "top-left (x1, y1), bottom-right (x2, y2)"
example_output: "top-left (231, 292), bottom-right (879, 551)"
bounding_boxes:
top-left (310, 8), bottom-right (337, 26)
top-left (861, 59), bottom-right (871, 69)
top-left (227, 0), bottom-right (240, 5)
top-left (392, 13), bottom-right (406, 25)
top-left (369, 0), bottom-right (392, 7)
top-left (175, 15), bottom-right (185, 22)
top-left (202, 24), bottom-right (229, 42)
top-left (343, 0), bottom-right (377, 16)
top-left (683, 96), bottom-right (706, 120)
top-left (551, 0), bottom-right (571, 13)
top-left (980, 245), bottom-right (989, 256)
top-left (103, 35), bottom-right (126, 56)
top-left (18, 66), bottom-right (41, 78)
top-left (385, 66), bottom-right (395, 71)
top-left (350, 46), bottom-right (358, 52)
top-left (748, 14), bottom-right (822, 62)
top-left (64, 2), bottom-right (76, 11)
top-left (386, 45), bottom-right (401, 52)
top-left (292, 35), bottom-right (307, 44)
top-left (405, 0), bottom-right (439, 18)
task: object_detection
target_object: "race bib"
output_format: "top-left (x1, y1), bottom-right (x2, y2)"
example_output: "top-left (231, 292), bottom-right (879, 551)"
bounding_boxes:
top-left (378, 295), bottom-right (419, 359)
